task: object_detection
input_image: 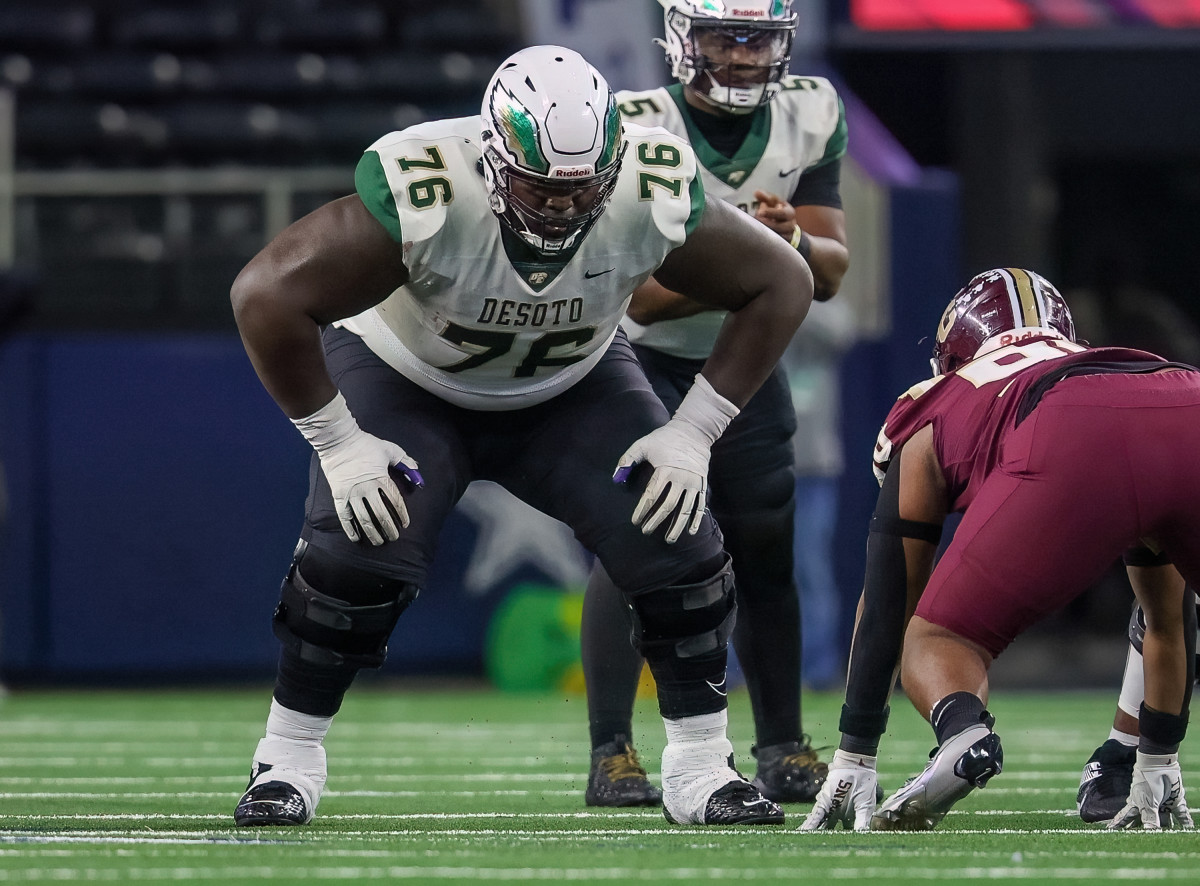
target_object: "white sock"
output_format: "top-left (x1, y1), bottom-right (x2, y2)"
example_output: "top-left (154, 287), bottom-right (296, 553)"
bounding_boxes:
top-left (1108, 728), bottom-right (1138, 747)
top-left (265, 699), bottom-right (332, 747)
top-left (1116, 644), bottom-right (1145, 725)
top-left (663, 709), bottom-right (728, 746)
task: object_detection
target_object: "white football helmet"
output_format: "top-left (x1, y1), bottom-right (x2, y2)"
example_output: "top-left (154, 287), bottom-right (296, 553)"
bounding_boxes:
top-left (656, 0), bottom-right (797, 114)
top-left (480, 45), bottom-right (626, 256)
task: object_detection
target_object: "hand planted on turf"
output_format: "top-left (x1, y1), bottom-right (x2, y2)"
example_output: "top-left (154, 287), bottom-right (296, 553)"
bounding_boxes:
top-left (800, 750), bottom-right (878, 832)
top-left (1108, 751), bottom-right (1194, 830)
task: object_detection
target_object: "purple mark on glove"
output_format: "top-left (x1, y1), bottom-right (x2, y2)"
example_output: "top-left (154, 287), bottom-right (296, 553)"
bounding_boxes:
top-left (393, 464), bottom-right (425, 488)
top-left (613, 465), bottom-right (633, 484)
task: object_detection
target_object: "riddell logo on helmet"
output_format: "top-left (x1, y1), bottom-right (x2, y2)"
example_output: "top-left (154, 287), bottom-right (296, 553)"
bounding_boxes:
top-left (551, 167), bottom-right (594, 178)
top-left (999, 330), bottom-right (1042, 347)
top-left (731, 9), bottom-right (767, 16)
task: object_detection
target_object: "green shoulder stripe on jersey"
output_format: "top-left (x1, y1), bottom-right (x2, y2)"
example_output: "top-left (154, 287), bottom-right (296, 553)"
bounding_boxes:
top-left (666, 84), bottom-right (771, 187)
top-left (685, 172), bottom-right (706, 237)
top-left (812, 96), bottom-right (848, 169)
top-left (355, 151), bottom-right (404, 242)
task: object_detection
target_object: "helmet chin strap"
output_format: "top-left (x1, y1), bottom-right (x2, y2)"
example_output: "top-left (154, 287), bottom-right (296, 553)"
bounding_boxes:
top-left (690, 71), bottom-right (768, 115)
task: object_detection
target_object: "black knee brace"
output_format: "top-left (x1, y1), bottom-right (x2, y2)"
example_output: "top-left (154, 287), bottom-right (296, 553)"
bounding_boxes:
top-left (1128, 603), bottom-right (1147, 655)
top-left (627, 555), bottom-right (737, 660)
top-left (272, 541), bottom-right (419, 669)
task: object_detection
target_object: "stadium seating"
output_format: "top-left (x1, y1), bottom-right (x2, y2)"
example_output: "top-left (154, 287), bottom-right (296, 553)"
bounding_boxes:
top-left (1, 0), bottom-right (521, 326)
top-left (3, 0), bottom-right (520, 169)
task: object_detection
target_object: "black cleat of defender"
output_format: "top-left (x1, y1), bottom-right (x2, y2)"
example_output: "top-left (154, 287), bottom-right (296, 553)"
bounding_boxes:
top-left (234, 764), bottom-right (312, 826)
top-left (1077, 739), bottom-right (1136, 823)
top-left (585, 738), bottom-right (663, 807)
top-left (751, 737), bottom-right (829, 803)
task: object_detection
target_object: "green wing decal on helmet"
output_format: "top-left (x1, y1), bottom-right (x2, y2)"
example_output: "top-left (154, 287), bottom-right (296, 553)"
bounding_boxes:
top-left (598, 100), bottom-right (623, 171)
top-left (492, 84), bottom-right (550, 175)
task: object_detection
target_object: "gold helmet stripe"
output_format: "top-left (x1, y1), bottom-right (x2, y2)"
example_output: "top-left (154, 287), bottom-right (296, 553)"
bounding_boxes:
top-left (1003, 267), bottom-right (1042, 328)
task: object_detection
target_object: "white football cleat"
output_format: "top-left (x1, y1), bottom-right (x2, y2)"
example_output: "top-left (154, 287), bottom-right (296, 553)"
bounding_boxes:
top-left (872, 723), bottom-right (1003, 831)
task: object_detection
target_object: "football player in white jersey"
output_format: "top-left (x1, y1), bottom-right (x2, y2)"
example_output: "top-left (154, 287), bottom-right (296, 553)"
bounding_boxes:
top-left (229, 46), bottom-right (814, 828)
top-left (579, 0), bottom-right (850, 808)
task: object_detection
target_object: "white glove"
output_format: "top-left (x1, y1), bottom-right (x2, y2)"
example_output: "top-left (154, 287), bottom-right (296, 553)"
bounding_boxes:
top-left (613, 375), bottom-right (738, 544)
top-left (1108, 750), bottom-right (1194, 831)
top-left (800, 750), bottom-right (878, 832)
top-left (293, 392), bottom-right (422, 546)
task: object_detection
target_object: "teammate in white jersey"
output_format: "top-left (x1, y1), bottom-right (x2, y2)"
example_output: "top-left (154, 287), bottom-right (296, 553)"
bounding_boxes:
top-left (229, 46), bottom-right (814, 828)
top-left (580, 0), bottom-right (850, 808)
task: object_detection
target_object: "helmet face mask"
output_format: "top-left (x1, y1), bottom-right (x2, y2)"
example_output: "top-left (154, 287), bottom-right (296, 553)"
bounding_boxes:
top-left (931, 268), bottom-right (1077, 376)
top-left (480, 46), bottom-right (625, 256)
top-left (658, 0), bottom-right (797, 114)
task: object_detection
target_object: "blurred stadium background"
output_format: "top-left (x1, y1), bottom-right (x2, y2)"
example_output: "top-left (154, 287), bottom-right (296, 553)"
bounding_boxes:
top-left (1, 0), bottom-right (1199, 692)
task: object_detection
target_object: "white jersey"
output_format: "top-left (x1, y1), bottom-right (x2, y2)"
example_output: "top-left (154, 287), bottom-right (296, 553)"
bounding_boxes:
top-left (340, 116), bottom-right (704, 410)
top-left (614, 77), bottom-right (846, 359)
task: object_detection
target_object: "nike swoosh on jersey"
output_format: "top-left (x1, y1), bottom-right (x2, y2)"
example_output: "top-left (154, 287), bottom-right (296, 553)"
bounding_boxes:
top-left (778, 165), bottom-right (804, 177)
top-left (584, 268), bottom-right (616, 278)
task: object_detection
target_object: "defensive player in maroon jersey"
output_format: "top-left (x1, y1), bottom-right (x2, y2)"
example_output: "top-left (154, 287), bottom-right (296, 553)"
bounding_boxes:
top-left (801, 268), bottom-right (1198, 831)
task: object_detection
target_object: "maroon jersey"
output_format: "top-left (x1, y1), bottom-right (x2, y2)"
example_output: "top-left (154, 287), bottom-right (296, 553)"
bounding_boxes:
top-left (872, 337), bottom-right (1167, 512)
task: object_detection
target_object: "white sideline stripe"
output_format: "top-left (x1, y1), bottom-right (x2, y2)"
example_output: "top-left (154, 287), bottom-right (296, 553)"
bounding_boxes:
top-left (0, 789), bottom-right (1064, 799)
top-left (0, 812), bottom-right (1188, 834)
top-left (1, 835), bottom-right (1196, 860)
top-left (0, 828), bottom-right (1192, 840)
top-left (0, 865), bottom-right (1196, 881)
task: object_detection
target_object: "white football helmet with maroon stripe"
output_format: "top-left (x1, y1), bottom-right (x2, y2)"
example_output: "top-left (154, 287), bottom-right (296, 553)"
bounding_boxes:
top-left (932, 268), bottom-right (1076, 375)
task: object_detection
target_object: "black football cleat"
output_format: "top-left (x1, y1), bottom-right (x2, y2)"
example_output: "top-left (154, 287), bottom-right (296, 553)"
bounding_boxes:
top-left (1077, 739), bottom-right (1136, 824)
top-left (585, 737), bottom-right (663, 807)
top-left (664, 778), bottom-right (785, 825)
top-left (234, 764), bottom-right (314, 826)
top-left (751, 737), bottom-right (829, 803)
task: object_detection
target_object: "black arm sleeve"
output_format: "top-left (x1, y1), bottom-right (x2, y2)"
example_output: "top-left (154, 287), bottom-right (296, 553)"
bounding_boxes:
top-left (1123, 542), bottom-right (1173, 568)
top-left (838, 458), bottom-right (927, 755)
top-left (789, 156), bottom-right (843, 210)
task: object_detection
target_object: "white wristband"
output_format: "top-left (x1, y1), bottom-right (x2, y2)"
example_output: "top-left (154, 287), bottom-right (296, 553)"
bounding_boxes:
top-left (673, 374), bottom-right (739, 445)
top-left (831, 748), bottom-right (877, 771)
top-left (290, 391), bottom-right (360, 455)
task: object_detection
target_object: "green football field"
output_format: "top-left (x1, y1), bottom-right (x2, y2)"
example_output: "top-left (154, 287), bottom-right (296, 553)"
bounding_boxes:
top-left (0, 683), bottom-right (1196, 885)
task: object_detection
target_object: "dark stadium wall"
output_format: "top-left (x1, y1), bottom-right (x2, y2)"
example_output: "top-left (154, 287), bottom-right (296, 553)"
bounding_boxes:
top-left (0, 335), bottom-right (574, 683)
top-left (0, 177), bottom-right (961, 685)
